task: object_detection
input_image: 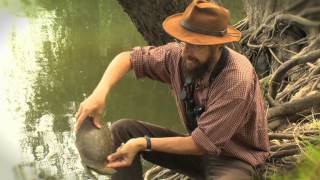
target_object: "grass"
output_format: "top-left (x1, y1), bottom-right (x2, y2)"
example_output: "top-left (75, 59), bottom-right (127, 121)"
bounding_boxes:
top-left (271, 142), bottom-right (320, 180)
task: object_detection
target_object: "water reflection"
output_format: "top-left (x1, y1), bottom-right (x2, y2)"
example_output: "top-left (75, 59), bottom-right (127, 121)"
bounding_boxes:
top-left (14, 113), bottom-right (90, 180)
top-left (0, 10), bottom-right (36, 180)
top-left (1, 0), bottom-right (243, 179)
top-left (1, 0), bottom-right (180, 179)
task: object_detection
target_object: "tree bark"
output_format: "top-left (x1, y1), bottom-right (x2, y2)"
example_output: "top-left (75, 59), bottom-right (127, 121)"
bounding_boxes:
top-left (117, 0), bottom-right (191, 45)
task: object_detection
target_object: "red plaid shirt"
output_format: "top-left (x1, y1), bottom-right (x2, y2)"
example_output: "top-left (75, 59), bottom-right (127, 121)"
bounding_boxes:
top-left (130, 42), bottom-right (270, 166)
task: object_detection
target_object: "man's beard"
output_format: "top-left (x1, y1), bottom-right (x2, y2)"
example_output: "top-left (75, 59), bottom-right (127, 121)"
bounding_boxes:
top-left (182, 56), bottom-right (213, 80)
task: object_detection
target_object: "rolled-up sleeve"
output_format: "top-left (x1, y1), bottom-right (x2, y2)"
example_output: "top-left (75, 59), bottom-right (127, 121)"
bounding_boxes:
top-left (130, 43), bottom-right (180, 84)
top-left (191, 95), bottom-right (252, 155)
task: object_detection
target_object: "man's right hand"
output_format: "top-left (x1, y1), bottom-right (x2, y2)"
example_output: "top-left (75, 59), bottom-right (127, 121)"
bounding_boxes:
top-left (75, 51), bottom-right (132, 132)
top-left (75, 94), bottom-right (105, 132)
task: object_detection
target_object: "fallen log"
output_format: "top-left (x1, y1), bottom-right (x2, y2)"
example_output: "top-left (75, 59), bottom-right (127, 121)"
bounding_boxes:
top-left (267, 93), bottom-right (320, 119)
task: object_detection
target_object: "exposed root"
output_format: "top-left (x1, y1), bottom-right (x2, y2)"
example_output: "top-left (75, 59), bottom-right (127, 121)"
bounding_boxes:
top-left (268, 49), bottom-right (320, 99)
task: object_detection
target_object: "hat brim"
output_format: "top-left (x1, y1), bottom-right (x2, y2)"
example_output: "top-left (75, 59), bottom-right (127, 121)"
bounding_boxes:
top-left (163, 13), bottom-right (241, 45)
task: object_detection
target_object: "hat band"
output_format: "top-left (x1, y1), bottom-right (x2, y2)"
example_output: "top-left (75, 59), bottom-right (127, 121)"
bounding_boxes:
top-left (181, 20), bottom-right (227, 36)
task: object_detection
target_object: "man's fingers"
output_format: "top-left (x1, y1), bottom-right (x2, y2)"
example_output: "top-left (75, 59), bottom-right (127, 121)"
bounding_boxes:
top-left (107, 151), bottom-right (123, 162)
top-left (75, 112), bottom-right (87, 132)
top-left (107, 151), bottom-right (129, 168)
top-left (75, 105), bottom-right (83, 119)
top-left (107, 159), bottom-right (129, 168)
top-left (93, 116), bottom-right (102, 129)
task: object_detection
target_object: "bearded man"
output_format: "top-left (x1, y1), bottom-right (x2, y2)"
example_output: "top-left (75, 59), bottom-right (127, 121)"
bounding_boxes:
top-left (76, 0), bottom-right (270, 179)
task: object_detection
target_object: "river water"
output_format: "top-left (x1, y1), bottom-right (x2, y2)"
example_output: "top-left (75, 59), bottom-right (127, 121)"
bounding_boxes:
top-left (0, 0), bottom-right (243, 179)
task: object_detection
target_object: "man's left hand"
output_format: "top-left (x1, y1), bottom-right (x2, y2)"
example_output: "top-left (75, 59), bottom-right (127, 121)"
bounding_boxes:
top-left (106, 138), bottom-right (146, 168)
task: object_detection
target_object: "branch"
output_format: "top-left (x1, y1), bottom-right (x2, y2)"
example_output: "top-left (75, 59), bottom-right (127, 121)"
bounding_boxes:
top-left (310, 66), bottom-right (320, 76)
top-left (274, 14), bottom-right (320, 33)
top-left (270, 143), bottom-right (299, 151)
top-left (268, 118), bottom-right (285, 130)
top-left (266, 94), bottom-right (280, 107)
top-left (269, 133), bottom-right (298, 140)
top-left (268, 49), bottom-right (320, 98)
top-left (268, 48), bottom-right (283, 64)
top-left (298, 7), bottom-right (320, 18)
top-left (267, 93), bottom-right (320, 119)
top-left (268, 133), bottom-right (319, 141)
top-left (284, 0), bottom-right (309, 12)
top-left (269, 149), bottom-right (300, 159)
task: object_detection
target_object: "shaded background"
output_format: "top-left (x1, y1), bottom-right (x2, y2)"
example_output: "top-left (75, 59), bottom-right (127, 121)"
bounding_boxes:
top-left (0, 0), bottom-right (244, 179)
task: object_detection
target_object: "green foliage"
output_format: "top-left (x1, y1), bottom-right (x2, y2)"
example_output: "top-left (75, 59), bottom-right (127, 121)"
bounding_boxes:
top-left (272, 144), bottom-right (320, 180)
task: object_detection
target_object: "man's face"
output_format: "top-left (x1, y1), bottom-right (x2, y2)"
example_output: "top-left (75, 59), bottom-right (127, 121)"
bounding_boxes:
top-left (181, 43), bottom-right (220, 78)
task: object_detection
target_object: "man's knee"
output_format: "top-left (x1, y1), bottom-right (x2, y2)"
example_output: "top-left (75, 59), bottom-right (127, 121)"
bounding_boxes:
top-left (111, 118), bottom-right (138, 135)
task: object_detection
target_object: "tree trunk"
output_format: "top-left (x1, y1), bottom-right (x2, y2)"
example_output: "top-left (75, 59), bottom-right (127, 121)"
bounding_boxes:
top-left (117, 0), bottom-right (192, 45)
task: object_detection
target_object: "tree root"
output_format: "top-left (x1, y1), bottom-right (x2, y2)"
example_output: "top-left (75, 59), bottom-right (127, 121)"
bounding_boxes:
top-left (268, 49), bottom-right (320, 98)
top-left (298, 7), bottom-right (320, 18)
top-left (274, 14), bottom-right (320, 34)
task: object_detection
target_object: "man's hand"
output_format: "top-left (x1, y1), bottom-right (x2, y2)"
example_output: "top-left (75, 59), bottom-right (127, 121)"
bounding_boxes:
top-left (75, 94), bottom-right (105, 131)
top-left (75, 52), bottom-right (132, 131)
top-left (106, 138), bottom-right (146, 168)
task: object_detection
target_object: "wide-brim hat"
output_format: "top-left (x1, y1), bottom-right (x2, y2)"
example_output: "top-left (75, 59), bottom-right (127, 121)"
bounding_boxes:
top-left (163, 0), bottom-right (241, 45)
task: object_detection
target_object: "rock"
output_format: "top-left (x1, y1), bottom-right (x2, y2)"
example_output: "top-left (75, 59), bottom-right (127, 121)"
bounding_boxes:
top-left (75, 117), bottom-right (116, 175)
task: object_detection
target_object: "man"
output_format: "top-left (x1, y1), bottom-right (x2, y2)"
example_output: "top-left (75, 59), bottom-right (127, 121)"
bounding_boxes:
top-left (75, 0), bottom-right (270, 179)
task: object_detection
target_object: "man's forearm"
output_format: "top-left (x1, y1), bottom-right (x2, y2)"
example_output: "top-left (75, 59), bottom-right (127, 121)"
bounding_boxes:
top-left (135, 136), bottom-right (207, 155)
top-left (92, 51), bottom-right (132, 98)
